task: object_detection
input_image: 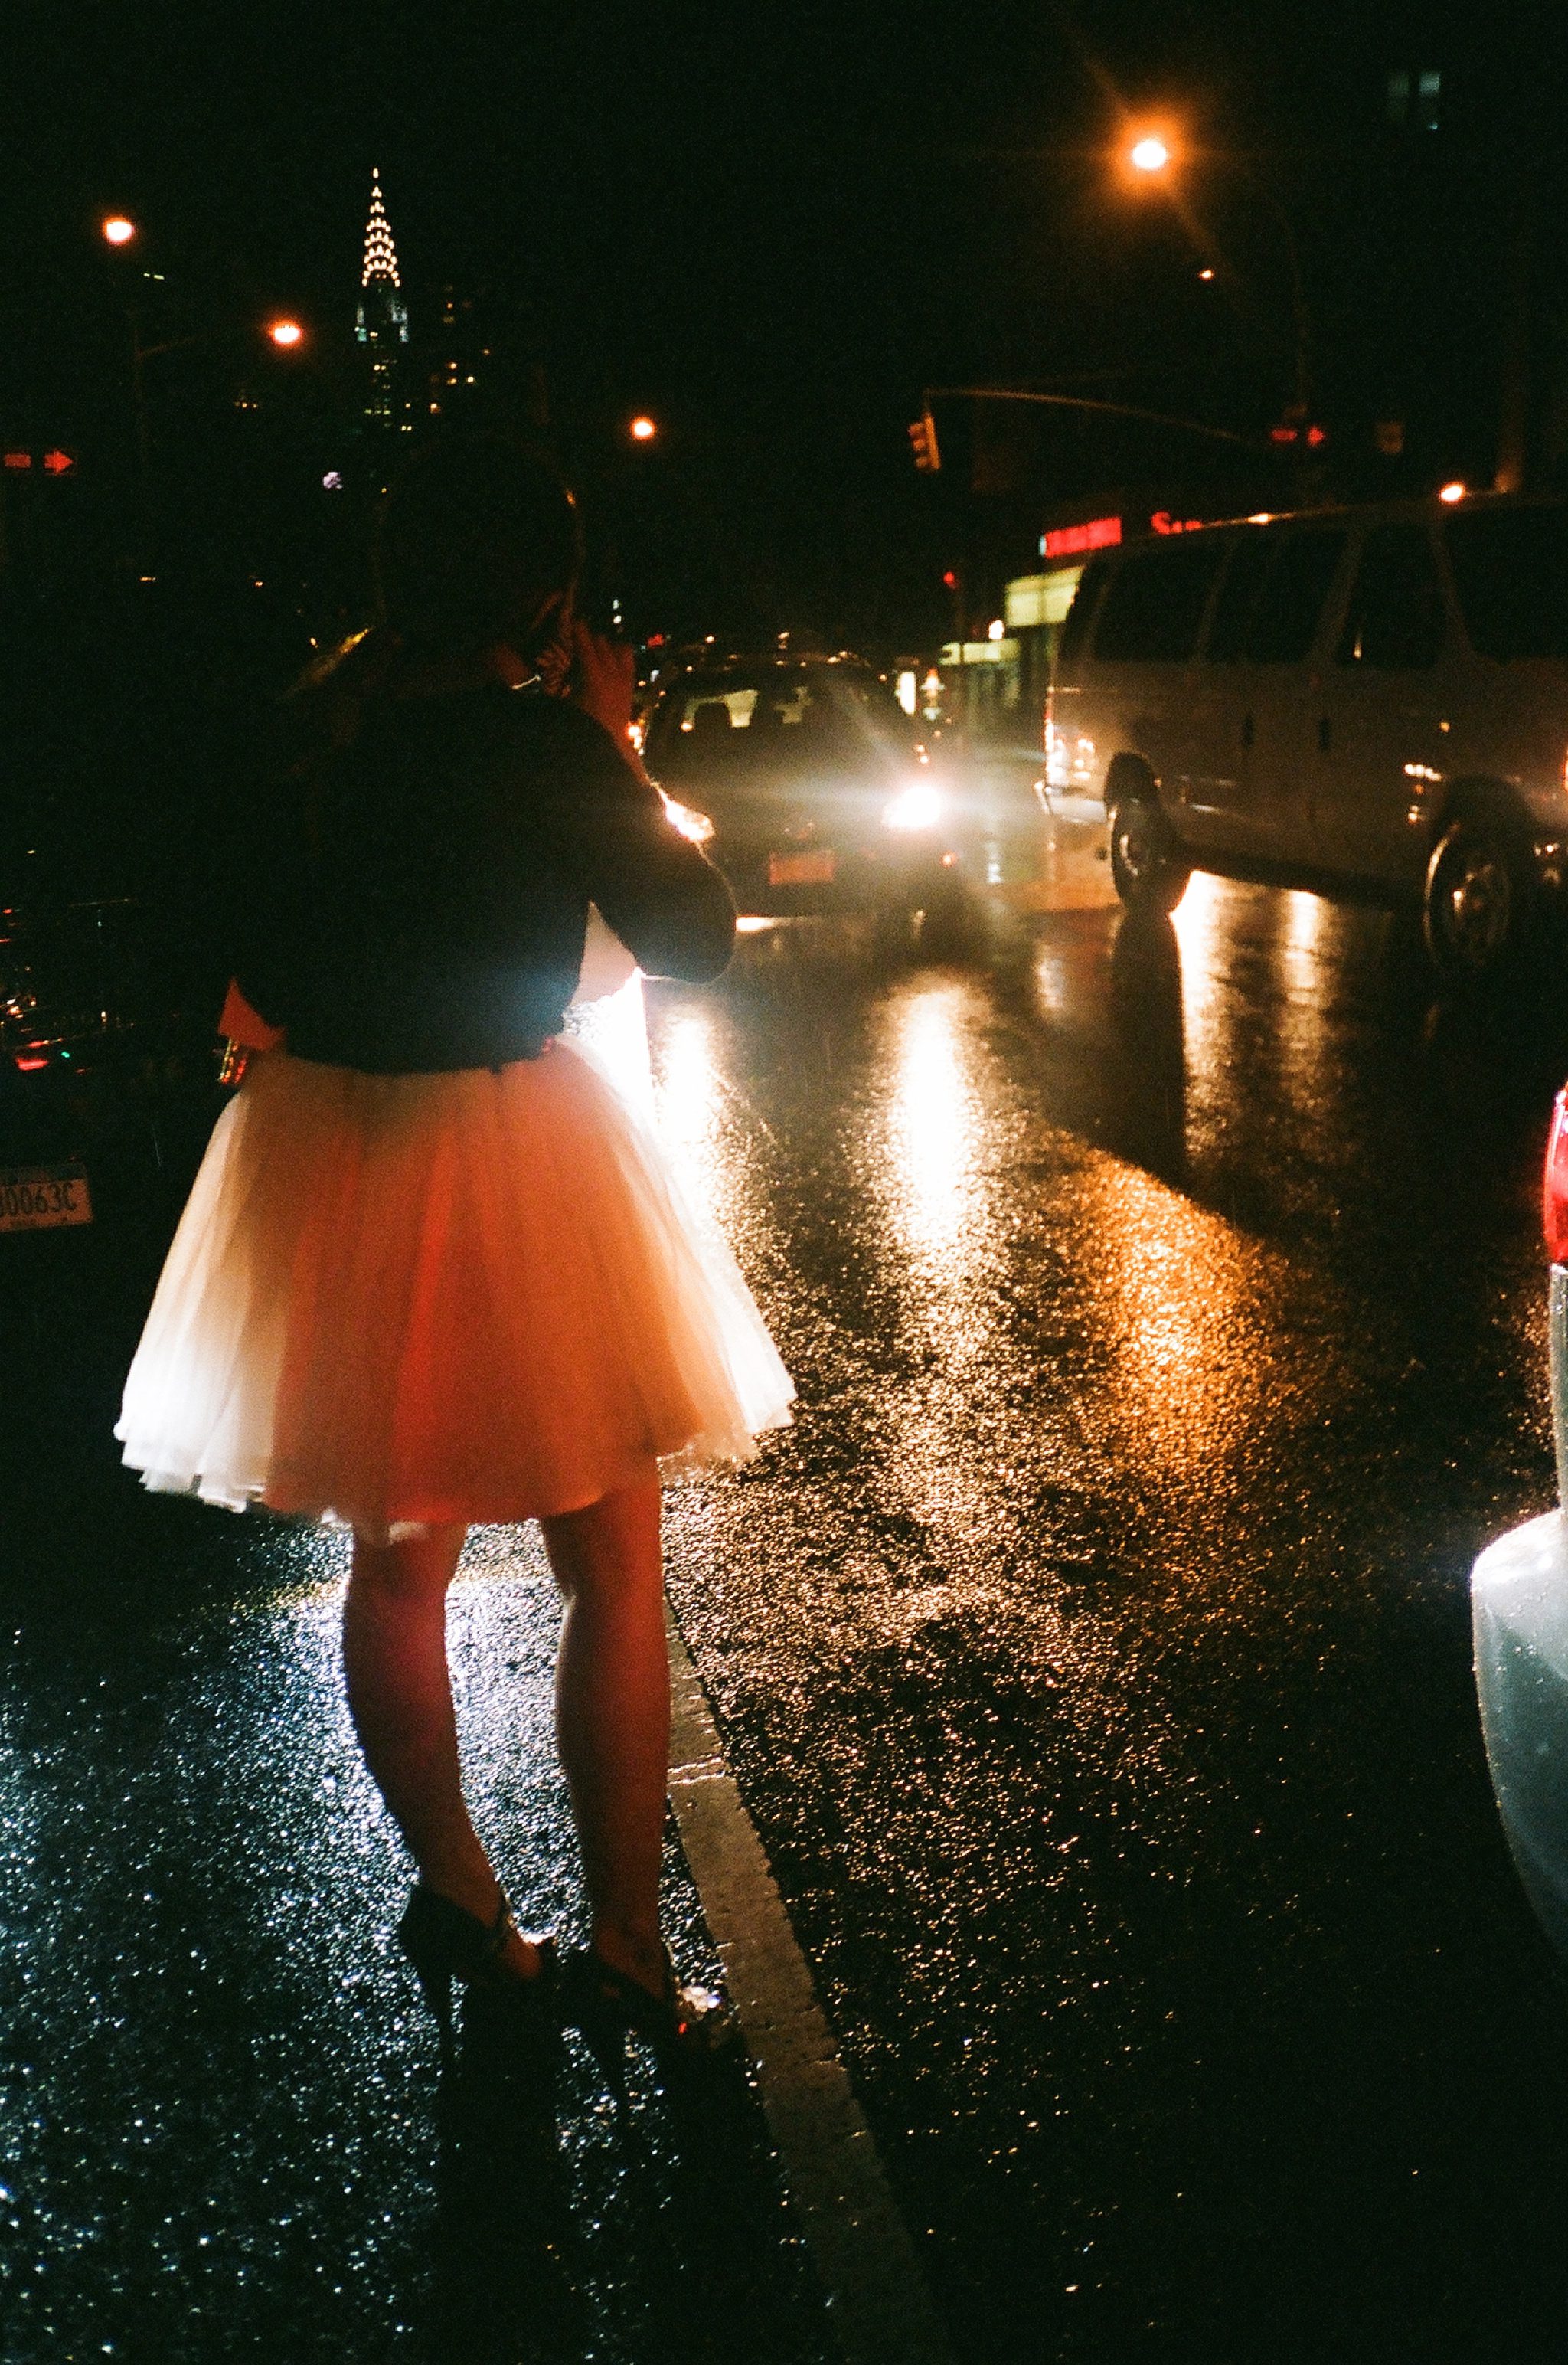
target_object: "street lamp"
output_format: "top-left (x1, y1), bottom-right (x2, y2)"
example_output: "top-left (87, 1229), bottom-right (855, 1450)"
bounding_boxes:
top-left (629, 414), bottom-right (657, 442)
top-left (1121, 126), bottom-right (1311, 420)
top-left (101, 214), bottom-right (136, 247)
top-left (129, 312), bottom-right (311, 561)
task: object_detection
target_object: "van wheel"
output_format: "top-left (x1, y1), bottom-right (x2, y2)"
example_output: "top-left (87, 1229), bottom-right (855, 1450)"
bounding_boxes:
top-left (1109, 798), bottom-right (1191, 913)
top-left (1423, 814), bottom-right (1530, 982)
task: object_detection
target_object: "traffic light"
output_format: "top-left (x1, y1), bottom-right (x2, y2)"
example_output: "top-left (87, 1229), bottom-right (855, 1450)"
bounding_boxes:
top-left (1269, 414), bottom-right (1328, 449)
top-left (908, 409), bottom-right (941, 473)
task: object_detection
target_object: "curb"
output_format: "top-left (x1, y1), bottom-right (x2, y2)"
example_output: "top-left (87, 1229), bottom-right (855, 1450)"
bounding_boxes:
top-left (665, 1608), bottom-right (956, 2365)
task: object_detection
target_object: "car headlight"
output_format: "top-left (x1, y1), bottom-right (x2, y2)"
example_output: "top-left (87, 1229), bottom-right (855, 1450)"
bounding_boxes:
top-left (881, 780), bottom-right (943, 832)
top-left (660, 793), bottom-right (715, 845)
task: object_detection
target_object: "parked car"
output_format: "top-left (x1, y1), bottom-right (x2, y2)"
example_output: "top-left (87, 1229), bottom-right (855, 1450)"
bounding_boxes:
top-left (1471, 1091), bottom-right (1568, 1963)
top-left (0, 569), bottom-right (313, 1241)
top-left (1044, 494), bottom-right (1568, 979)
top-left (640, 652), bottom-right (967, 925)
top-left (1, 892), bottom-right (225, 1241)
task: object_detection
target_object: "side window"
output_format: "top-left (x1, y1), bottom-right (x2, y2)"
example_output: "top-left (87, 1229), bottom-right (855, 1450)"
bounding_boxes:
top-left (1204, 531), bottom-right (1272, 661)
top-left (1057, 555), bottom-right (1113, 669)
top-left (1334, 525), bottom-right (1446, 669)
top-left (1446, 509), bottom-right (1568, 660)
top-left (1089, 536), bottom-right (1228, 663)
top-left (1243, 530), bottom-right (1349, 665)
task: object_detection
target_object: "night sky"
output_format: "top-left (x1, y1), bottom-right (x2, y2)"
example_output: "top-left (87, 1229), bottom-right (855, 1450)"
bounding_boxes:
top-left (2, 1), bottom-right (1560, 647)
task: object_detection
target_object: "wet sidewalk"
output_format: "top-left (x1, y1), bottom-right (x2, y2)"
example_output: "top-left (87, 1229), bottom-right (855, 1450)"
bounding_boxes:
top-left (0, 1511), bottom-right (836, 2363)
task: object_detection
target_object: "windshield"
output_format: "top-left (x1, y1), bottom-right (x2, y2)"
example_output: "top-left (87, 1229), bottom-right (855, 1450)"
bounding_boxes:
top-left (1444, 507), bottom-right (1568, 661)
top-left (645, 666), bottom-right (916, 768)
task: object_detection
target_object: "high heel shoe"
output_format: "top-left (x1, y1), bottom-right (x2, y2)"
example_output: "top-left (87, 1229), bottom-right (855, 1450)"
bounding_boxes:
top-left (397, 1883), bottom-right (558, 2048)
top-left (562, 1943), bottom-right (739, 2063)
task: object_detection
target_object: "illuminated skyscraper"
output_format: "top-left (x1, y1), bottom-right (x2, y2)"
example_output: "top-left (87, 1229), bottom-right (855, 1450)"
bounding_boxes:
top-left (355, 169), bottom-right (410, 430)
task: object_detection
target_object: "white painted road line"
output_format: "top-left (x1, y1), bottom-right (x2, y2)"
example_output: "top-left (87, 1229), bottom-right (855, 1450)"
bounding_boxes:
top-left (665, 1607), bottom-right (956, 2365)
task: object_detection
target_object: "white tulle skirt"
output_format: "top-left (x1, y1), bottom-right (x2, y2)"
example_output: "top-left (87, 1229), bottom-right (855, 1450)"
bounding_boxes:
top-left (116, 1006), bottom-right (793, 1543)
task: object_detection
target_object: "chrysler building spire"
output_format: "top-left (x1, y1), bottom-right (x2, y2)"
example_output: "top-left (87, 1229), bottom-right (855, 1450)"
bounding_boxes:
top-left (355, 168), bottom-right (410, 429)
top-left (361, 167), bottom-right (401, 290)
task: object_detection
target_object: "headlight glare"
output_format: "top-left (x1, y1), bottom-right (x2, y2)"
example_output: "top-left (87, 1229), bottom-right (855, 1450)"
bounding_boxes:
top-left (881, 780), bottom-right (943, 832)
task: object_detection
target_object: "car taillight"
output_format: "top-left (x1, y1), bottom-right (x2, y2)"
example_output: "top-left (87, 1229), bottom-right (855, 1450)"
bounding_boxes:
top-left (1544, 1089), bottom-right (1568, 1263)
top-left (13, 1054), bottom-right (48, 1072)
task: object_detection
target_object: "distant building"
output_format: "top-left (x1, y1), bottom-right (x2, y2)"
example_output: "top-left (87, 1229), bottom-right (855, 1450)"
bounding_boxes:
top-left (355, 170), bottom-right (411, 433)
top-left (426, 286), bottom-right (489, 423)
top-left (423, 283), bottom-right (551, 440)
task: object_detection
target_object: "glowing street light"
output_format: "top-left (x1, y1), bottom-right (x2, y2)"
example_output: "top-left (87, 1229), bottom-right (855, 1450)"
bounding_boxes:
top-left (1439, 481), bottom-right (1466, 504)
top-left (629, 414), bottom-right (657, 442)
top-left (1121, 124), bottom-right (1311, 418)
top-left (101, 214), bottom-right (136, 246)
top-left (266, 317), bottom-right (305, 348)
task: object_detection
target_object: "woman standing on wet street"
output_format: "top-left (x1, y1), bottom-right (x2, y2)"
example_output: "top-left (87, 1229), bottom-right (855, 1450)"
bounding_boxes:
top-left (115, 434), bottom-right (793, 2054)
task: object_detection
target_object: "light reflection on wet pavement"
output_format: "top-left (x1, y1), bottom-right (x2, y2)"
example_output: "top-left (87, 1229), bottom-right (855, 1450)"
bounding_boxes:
top-left (8, 817), bottom-right (1568, 2358)
top-left (652, 845), bottom-right (1568, 2360)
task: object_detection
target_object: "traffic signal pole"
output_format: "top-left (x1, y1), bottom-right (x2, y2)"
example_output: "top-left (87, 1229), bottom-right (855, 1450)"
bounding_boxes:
top-left (921, 385), bottom-right (1260, 450)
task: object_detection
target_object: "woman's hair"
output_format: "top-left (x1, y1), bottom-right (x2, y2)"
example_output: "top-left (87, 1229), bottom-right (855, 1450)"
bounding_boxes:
top-left (374, 435), bottom-right (582, 654)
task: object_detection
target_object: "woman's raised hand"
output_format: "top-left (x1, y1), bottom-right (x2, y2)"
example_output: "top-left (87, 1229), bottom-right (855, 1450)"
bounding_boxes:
top-left (570, 622), bottom-right (639, 765)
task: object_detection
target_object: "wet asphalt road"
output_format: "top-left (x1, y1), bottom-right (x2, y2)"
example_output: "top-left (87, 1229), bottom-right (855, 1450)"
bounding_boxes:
top-left (8, 806), bottom-right (1568, 2361)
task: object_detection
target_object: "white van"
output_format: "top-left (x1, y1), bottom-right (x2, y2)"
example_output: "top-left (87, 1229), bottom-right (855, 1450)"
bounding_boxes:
top-left (1043, 495), bottom-right (1568, 977)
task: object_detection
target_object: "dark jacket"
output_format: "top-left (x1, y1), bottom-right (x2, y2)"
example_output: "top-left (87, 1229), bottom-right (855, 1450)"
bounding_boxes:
top-left (234, 661), bottom-right (734, 1075)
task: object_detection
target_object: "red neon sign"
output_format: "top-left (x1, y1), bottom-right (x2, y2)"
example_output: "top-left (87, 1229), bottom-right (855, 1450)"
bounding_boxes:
top-left (4, 452), bottom-right (31, 471)
top-left (1043, 515), bottom-right (1122, 561)
top-left (1150, 511), bottom-right (1207, 535)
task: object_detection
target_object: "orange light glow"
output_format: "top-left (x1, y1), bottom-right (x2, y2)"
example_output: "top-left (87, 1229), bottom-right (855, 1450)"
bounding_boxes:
top-left (629, 415), bottom-right (657, 442)
top-left (267, 318), bottom-right (305, 348)
top-left (1438, 480), bottom-right (1465, 504)
top-left (1129, 136), bottom-right (1171, 173)
top-left (1545, 1091), bottom-right (1568, 1263)
top-left (659, 793), bottom-right (714, 845)
top-left (101, 215), bottom-right (136, 246)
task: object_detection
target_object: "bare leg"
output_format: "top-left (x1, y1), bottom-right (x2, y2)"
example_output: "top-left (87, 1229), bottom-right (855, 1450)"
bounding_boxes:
top-left (541, 1474), bottom-right (669, 1997)
top-left (343, 1522), bottom-right (541, 1979)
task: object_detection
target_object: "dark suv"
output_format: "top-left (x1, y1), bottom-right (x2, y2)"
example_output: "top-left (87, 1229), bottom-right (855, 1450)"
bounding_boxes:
top-left (641, 653), bottom-right (965, 922)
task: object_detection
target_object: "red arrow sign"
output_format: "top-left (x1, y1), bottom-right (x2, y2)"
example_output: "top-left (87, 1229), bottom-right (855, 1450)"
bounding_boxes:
top-left (41, 449), bottom-right (76, 476)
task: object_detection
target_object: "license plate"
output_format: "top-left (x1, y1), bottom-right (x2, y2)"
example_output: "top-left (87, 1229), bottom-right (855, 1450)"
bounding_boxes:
top-left (0, 1163), bottom-right (93, 1233)
top-left (768, 849), bottom-right (836, 885)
